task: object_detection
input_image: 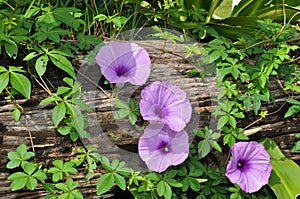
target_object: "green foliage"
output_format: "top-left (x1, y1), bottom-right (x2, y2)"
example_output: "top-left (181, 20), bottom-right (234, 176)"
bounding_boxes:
top-left (261, 138), bottom-right (300, 199)
top-left (0, 66), bottom-right (31, 99)
top-left (6, 144), bottom-right (35, 169)
top-left (8, 162), bottom-right (47, 191)
top-left (40, 77), bottom-right (91, 140)
top-left (113, 98), bottom-right (140, 125)
top-left (48, 160), bottom-right (78, 182)
top-left (194, 127), bottom-right (222, 158)
top-left (96, 156), bottom-right (131, 195)
top-left (72, 145), bottom-right (101, 181)
top-left (55, 178), bottom-right (83, 199)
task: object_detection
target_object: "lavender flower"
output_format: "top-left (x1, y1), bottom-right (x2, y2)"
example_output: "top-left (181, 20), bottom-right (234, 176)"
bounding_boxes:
top-left (138, 122), bottom-right (189, 172)
top-left (95, 42), bottom-right (151, 85)
top-left (140, 81), bottom-right (192, 132)
top-left (225, 141), bottom-right (272, 193)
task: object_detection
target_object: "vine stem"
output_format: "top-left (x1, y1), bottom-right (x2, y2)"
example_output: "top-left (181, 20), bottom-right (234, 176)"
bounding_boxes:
top-left (75, 68), bottom-right (112, 99)
top-left (23, 110), bottom-right (35, 153)
top-left (243, 101), bottom-right (287, 135)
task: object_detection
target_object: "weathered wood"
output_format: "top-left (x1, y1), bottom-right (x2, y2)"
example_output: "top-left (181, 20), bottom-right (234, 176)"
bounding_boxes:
top-left (0, 40), bottom-right (299, 198)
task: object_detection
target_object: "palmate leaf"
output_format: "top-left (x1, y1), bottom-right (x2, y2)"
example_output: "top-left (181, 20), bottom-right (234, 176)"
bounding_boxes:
top-left (261, 138), bottom-right (300, 199)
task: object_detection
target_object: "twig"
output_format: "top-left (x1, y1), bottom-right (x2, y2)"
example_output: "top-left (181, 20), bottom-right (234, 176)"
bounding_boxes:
top-left (75, 68), bottom-right (111, 98)
top-left (23, 110), bottom-right (35, 153)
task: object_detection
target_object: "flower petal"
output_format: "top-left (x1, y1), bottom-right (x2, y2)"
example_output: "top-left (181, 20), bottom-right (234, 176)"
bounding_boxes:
top-left (96, 42), bottom-right (151, 85)
top-left (225, 141), bottom-right (272, 193)
top-left (140, 81), bottom-right (192, 131)
top-left (138, 124), bottom-right (189, 172)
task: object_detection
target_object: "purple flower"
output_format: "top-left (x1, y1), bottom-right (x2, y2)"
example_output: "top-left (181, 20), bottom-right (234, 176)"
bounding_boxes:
top-left (225, 141), bottom-right (272, 193)
top-left (138, 122), bottom-right (189, 172)
top-left (95, 42), bottom-right (151, 85)
top-left (140, 81), bottom-right (192, 132)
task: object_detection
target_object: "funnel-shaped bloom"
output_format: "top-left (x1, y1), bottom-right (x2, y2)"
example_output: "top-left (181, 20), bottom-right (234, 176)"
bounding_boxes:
top-left (140, 81), bottom-right (192, 132)
top-left (96, 42), bottom-right (151, 85)
top-left (225, 141), bottom-right (272, 193)
top-left (138, 123), bottom-right (189, 172)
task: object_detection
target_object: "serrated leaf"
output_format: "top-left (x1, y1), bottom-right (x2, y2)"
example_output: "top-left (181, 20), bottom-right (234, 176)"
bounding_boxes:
top-left (113, 173), bottom-right (126, 190)
top-left (49, 54), bottom-right (75, 79)
top-left (52, 102), bottom-right (66, 127)
top-left (96, 173), bottom-right (114, 195)
top-left (10, 72), bottom-right (31, 99)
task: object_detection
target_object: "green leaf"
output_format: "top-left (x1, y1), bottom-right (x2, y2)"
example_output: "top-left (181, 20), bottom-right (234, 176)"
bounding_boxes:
top-left (8, 172), bottom-right (27, 191)
top-left (33, 170), bottom-right (47, 180)
top-left (5, 40), bottom-right (18, 58)
top-left (22, 162), bottom-right (36, 175)
top-left (40, 94), bottom-right (62, 104)
top-left (10, 72), bottom-right (31, 99)
top-left (114, 109), bottom-right (129, 119)
top-left (112, 100), bottom-right (129, 109)
top-left (35, 55), bottom-right (49, 76)
top-left (23, 52), bottom-right (39, 61)
top-left (228, 116), bottom-right (237, 128)
top-left (26, 176), bottom-right (38, 190)
top-left (49, 54), bottom-right (75, 79)
top-left (52, 102), bottom-right (66, 127)
top-left (284, 105), bottom-right (300, 118)
top-left (128, 112), bottom-right (137, 125)
top-left (7, 144), bottom-right (35, 169)
top-left (0, 72), bottom-right (9, 93)
top-left (113, 173), bottom-right (126, 190)
top-left (96, 173), bottom-right (114, 195)
top-left (217, 115), bottom-right (228, 130)
top-left (261, 138), bottom-right (300, 199)
top-left (43, 183), bottom-right (56, 193)
top-left (157, 181), bottom-right (165, 197)
top-left (198, 140), bottom-right (211, 158)
top-left (188, 177), bottom-right (200, 191)
top-left (11, 108), bottom-right (21, 122)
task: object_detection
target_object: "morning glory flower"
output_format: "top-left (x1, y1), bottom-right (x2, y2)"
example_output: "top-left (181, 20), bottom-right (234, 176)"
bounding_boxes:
top-left (138, 122), bottom-right (189, 172)
top-left (225, 141), bottom-right (272, 193)
top-left (95, 42), bottom-right (151, 85)
top-left (140, 81), bottom-right (192, 132)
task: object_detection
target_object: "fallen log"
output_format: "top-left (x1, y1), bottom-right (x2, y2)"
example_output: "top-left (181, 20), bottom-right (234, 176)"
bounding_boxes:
top-left (0, 40), bottom-right (299, 198)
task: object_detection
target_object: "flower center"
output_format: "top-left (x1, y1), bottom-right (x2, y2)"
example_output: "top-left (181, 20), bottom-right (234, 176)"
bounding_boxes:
top-left (115, 65), bottom-right (129, 77)
top-left (237, 160), bottom-right (246, 170)
top-left (158, 141), bottom-right (170, 153)
top-left (153, 105), bottom-right (166, 119)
